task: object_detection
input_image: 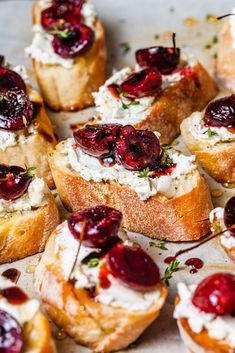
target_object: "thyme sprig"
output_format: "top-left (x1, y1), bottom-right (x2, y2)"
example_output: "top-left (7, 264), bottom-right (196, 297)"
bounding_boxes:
top-left (0, 95), bottom-right (9, 103)
top-left (19, 165), bottom-right (36, 178)
top-left (161, 259), bottom-right (180, 286)
top-left (203, 128), bottom-right (218, 138)
top-left (87, 258), bottom-right (99, 268)
top-left (149, 238), bottom-right (168, 250)
top-left (49, 27), bottom-right (72, 39)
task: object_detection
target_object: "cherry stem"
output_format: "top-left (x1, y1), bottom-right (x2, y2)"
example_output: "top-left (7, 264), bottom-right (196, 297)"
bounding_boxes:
top-left (217, 13), bottom-right (235, 20)
top-left (172, 32), bottom-right (176, 53)
top-left (0, 55), bottom-right (5, 67)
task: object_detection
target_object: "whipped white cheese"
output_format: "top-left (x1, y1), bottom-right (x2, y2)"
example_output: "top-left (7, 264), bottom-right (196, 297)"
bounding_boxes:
top-left (0, 124), bottom-right (36, 151)
top-left (12, 65), bottom-right (30, 84)
top-left (0, 277), bottom-right (39, 325)
top-left (54, 221), bottom-right (163, 312)
top-left (210, 207), bottom-right (235, 250)
top-left (64, 138), bottom-right (197, 201)
top-left (0, 178), bottom-right (48, 216)
top-left (188, 112), bottom-right (235, 146)
top-left (174, 283), bottom-right (235, 348)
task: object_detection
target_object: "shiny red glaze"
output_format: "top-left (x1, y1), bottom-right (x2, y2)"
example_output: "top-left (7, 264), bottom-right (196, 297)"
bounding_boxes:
top-left (107, 243), bottom-right (160, 291)
top-left (121, 68), bottom-right (162, 99)
top-left (74, 124), bottom-right (121, 158)
top-left (164, 256), bottom-right (176, 264)
top-left (152, 164), bottom-right (176, 177)
top-left (53, 0), bottom-right (84, 7)
top-left (185, 258), bottom-right (204, 269)
top-left (115, 125), bottom-right (160, 170)
top-left (224, 196), bottom-right (235, 234)
top-left (41, 3), bottom-right (81, 31)
top-left (1, 269), bottom-right (20, 283)
top-left (136, 46), bottom-right (180, 74)
top-left (0, 310), bottom-right (23, 353)
top-left (99, 264), bottom-right (111, 289)
top-left (204, 95), bottom-right (235, 128)
top-left (0, 287), bottom-right (28, 305)
top-left (108, 84), bottom-right (120, 99)
top-left (0, 66), bottom-right (26, 93)
top-left (0, 165), bottom-right (33, 201)
top-left (192, 273), bottom-right (235, 315)
top-left (68, 206), bottom-right (122, 249)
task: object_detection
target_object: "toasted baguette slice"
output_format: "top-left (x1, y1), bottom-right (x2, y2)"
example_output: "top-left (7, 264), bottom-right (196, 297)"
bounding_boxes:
top-left (181, 115), bottom-right (235, 184)
top-left (48, 141), bottom-right (212, 241)
top-left (0, 191), bottom-right (59, 264)
top-left (31, 1), bottom-right (106, 111)
top-left (34, 229), bottom-right (167, 352)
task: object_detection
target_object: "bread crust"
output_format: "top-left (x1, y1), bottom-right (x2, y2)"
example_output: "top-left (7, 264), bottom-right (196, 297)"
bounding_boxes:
top-left (0, 192), bottom-right (59, 264)
top-left (48, 142), bottom-right (213, 242)
top-left (218, 237), bottom-right (235, 261)
top-left (31, 2), bottom-right (106, 111)
top-left (181, 116), bottom-right (235, 184)
top-left (34, 230), bottom-right (167, 352)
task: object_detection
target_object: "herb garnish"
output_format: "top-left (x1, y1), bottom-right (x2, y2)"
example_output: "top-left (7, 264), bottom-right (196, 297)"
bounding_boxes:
top-left (159, 145), bottom-right (174, 167)
top-left (138, 167), bottom-right (156, 191)
top-left (213, 223), bottom-right (222, 233)
top-left (0, 95), bottom-right (9, 103)
top-left (203, 128), bottom-right (218, 137)
top-left (49, 27), bottom-right (72, 39)
top-left (161, 259), bottom-right (180, 286)
top-left (87, 258), bottom-right (99, 268)
top-left (122, 100), bottom-right (140, 110)
top-left (120, 42), bottom-right (131, 55)
top-left (149, 238), bottom-right (168, 250)
top-left (19, 165), bottom-right (36, 178)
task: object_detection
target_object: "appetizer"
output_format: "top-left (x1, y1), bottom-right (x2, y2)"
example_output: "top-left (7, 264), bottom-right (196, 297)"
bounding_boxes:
top-left (181, 95), bottom-right (235, 184)
top-left (49, 124), bottom-right (213, 241)
top-left (0, 164), bottom-right (59, 263)
top-left (26, 0), bottom-right (106, 111)
top-left (174, 273), bottom-right (235, 353)
top-left (93, 37), bottom-right (217, 144)
top-left (34, 205), bottom-right (167, 352)
top-left (0, 57), bottom-right (57, 188)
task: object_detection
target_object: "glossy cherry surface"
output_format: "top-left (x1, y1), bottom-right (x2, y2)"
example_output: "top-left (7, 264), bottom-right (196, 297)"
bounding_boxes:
top-left (53, 0), bottom-right (84, 6)
top-left (115, 125), bottom-right (160, 170)
top-left (204, 95), bottom-right (235, 128)
top-left (0, 165), bottom-right (33, 201)
top-left (0, 66), bottom-right (26, 93)
top-left (68, 206), bottom-right (122, 248)
top-left (41, 3), bottom-right (81, 31)
top-left (224, 196), bottom-right (235, 234)
top-left (192, 273), bottom-right (235, 315)
top-left (107, 243), bottom-right (160, 290)
top-left (74, 124), bottom-right (121, 158)
top-left (0, 310), bottom-right (23, 353)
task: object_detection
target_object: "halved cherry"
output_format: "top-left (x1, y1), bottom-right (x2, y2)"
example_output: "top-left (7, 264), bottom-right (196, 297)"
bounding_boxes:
top-left (224, 197), bottom-right (235, 234)
top-left (121, 67), bottom-right (162, 99)
top-left (0, 66), bottom-right (26, 93)
top-left (68, 206), bottom-right (122, 248)
top-left (192, 273), bottom-right (235, 315)
top-left (204, 95), bottom-right (235, 128)
top-left (0, 90), bottom-right (34, 131)
top-left (115, 125), bottom-right (160, 170)
top-left (74, 124), bottom-right (121, 158)
top-left (0, 164), bottom-right (33, 201)
top-left (41, 3), bottom-right (81, 31)
top-left (107, 243), bottom-right (160, 291)
top-left (53, 0), bottom-right (84, 6)
top-left (0, 310), bottom-right (23, 353)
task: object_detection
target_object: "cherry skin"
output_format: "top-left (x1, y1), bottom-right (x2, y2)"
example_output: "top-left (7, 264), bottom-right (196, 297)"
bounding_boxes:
top-left (0, 310), bottom-right (23, 353)
top-left (74, 124), bottom-right (121, 158)
top-left (192, 273), bottom-right (235, 315)
top-left (115, 125), bottom-right (160, 170)
top-left (68, 206), bottom-right (122, 249)
top-left (53, 0), bottom-right (84, 7)
top-left (204, 95), bottom-right (235, 128)
top-left (224, 196), bottom-right (235, 234)
top-left (107, 243), bottom-right (160, 291)
top-left (0, 66), bottom-right (26, 93)
top-left (41, 3), bottom-right (81, 31)
top-left (121, 68), bottom-right (162, 99)
top-left (0, 165), bottom-right (33, 201)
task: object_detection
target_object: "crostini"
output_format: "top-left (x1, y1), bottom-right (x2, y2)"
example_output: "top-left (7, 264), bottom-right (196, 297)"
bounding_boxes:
top-left (93, 38), bottom-right (217, 144)
top-left (181, 95), bottom-right (235, 184)
top-left (35, 205), bottom-right (167, 352)
top-left (49, 124), bottom-right (213, 241)
top-left (0, 276), bottom-right (56, 353)
top-left (0, 58), bottom-right (57, 188)
top-left (0, 164), bottom-right (59, 264)
top-left (210, 196), bottom-right (235, 261)
top-left (174, 273), bottom-right (235, 353)
top-left (26, 0), bottom-right (106, 111)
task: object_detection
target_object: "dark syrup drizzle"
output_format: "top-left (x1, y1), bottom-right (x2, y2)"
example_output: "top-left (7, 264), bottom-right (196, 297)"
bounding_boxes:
top-left (0, 287), bottom-right (28, 305)
top-left (2, 269), bottom-right (21, 283)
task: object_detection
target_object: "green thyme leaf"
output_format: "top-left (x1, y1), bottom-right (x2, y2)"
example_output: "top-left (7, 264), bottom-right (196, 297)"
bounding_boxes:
top-left (213, 223), bottom-right (222, 233)
top-left (120, 42), bottom-right (131, 55)
top-left (149, 238), bottom-right (168, 250)
top-left (138, 167), bottom-right (150, 178)
top-left (49, 27), bottom-right (72, 39)
top-left (161, 144), bottom-right (172, 151)
top-left (87, 258), bottom-right (99, 268)
top-left (19, 165), bottom-right (36, 178)
top-left (0, 95), bottom-right (9, 103)
top-left (203, 128), bottom-right (218, 137)
top-left (161, 259), bottom-right (180, 286)
top-left (122, 100), bottom-right (140, 110)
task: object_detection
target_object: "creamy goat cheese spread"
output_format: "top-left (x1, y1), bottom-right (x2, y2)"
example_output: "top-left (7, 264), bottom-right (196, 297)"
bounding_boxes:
top-left (174, 283), bottom-right (235, 348)
top-left (0, 124), bottom-right (36, 151)
top-left (0, 178), bottom-right (48, 216)
top-left (63, 138), bottom-right (197, 201)
top-left (209, 207), bottom-right (235, 249)
top-left (54, 221), bottom-right (163, 312)
top-left (0, 277), bottom-right (39, 325)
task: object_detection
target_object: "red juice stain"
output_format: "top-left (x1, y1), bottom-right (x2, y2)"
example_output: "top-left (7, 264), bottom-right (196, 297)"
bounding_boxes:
top-left (0, 287), bottom-right (28, 305)
top-left (2, 268), bottom-right (20, 283)
top-left (164, 256), bottom-right (176, 264)
top-left (99, 265), bottom-right (111, 289)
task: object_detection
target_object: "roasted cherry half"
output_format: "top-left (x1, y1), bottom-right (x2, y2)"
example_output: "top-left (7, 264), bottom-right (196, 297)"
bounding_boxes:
top-left (107, 243), bottom-right (160, 291)
top-left (0, 165), bottom-right (33, 201)
top-left (68, 206), bottom-right (122, 248)
top-left (0, 310), bottom-right (23, 353)
top-left (224, 197), bottom-right (235, 234)
top-left (204, 95), bottom-right (235, 128)
top-left (115, 125), bottom-right (160, 170)
top-left (74, 124), bottom-right (121, 158)
top-left (121, 68), bottom-right (162, 99)
top-left (41, 3), bottom-right (81, 31)
top-left (53, 0), bottom-right (84, 7)
top-left (0, 66), bottom-right (26, 93)
top-left (192, 273), bottom-right (235, 315)
top-left (0, 90), bottom-right (34, 131)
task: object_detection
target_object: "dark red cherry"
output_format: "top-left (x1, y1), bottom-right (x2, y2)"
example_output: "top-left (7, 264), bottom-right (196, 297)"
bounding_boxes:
top-left (74, 124), bottom-right (121, 158)
top-left (68, 206), bottom-right (122, 248)
top-left (53, 0), bottom-right (84, 6)
top-left (107, 244), bottom-right (160, 291)
top-left (41, 3), bottom-right (81, 31)
top-left (121, 68), bottom-right (162, 99)
top-left (115, 125), bottom-right (160, 170)
top-left (52, 23), bottom-right (94, 58)
top-left (224, 197), bottom-right (235, 234)
top-left (0, 165), bottom-right (33, 201)
top-left (204, 95), bottom-right (235, 128)
top-left (192, 273), bottom-right (235, 315)
top-left (0, 66), bottom-right (26, 93)
top-left (0, 310), bottom-right (23, 353)
top-left (0, 90), bottom-right (34, 131)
